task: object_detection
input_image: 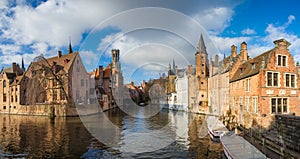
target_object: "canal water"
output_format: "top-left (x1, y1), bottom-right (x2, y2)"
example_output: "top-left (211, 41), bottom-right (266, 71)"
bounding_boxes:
top-left (0, 108), bottom-right (222, 158)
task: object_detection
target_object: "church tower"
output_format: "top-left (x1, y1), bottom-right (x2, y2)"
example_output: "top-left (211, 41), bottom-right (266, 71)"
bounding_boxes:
top-left (195, 34), bottom-right (209, 106)
top-left (111, 49), bottom-right (120, 70)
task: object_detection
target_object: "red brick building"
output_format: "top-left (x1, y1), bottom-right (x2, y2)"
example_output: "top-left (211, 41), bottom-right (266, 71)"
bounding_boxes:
top-left (229, 39), bottom-right (300, 129)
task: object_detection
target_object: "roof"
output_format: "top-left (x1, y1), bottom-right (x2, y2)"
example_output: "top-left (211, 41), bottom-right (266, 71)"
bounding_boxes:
top-left (230, 49), bottom-right (273, 82)
top-left (3, 66), bottom-right (13, 73)
top-left (30, 52), bottom-right (78, 73)
top-left (211, 54), bottom-right (240, 77)
top-left (6, 72), bottom-right (16, 80)
top-left (197, 34), bottom-right (207, 54)
top-left (103, 68), bottom-right (111, 79)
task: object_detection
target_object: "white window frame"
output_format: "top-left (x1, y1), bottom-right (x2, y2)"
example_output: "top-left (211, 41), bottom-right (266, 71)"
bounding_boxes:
top-left (276, 54), bottom-right (288, 67)
top-left (239, 96), bottom-right (244, 106)
top-left (266, 71), bottom-right (280, 87)
top-left (246, 78), bottom-right (250, 92)
top-left (270, 98), bottom-right (288, 114)
top-left (246, 96), bottom-right (250, 111)
top-left (253, 96), bottom-right (258, 114)
top-left (284, 73), bottom-right (297, 88)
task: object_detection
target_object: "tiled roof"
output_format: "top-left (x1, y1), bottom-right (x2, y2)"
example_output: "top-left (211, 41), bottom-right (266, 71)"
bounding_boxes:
top-left (30, 52), bottom-right (78, 73)
top-left (3, 66), bottom-right (13, 73)
top-left (103, 68), bottom-right (111, 79)
top-left (230, 49), bottom-right (273, 82)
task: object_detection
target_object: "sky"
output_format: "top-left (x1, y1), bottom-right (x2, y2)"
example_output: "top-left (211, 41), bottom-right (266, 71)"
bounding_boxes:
top-left (0, 0), bottom-right (300, 84)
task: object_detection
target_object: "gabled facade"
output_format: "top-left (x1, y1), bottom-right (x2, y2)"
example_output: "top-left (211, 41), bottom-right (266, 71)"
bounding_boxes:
top-left (229, 39), bottom-right (300, 129)
top-left (17, 45), bottom-right (95, 116)
top-left (0, 62), bottom-right (24, 113)
top-left (208, 42), bottom-right (247, 116)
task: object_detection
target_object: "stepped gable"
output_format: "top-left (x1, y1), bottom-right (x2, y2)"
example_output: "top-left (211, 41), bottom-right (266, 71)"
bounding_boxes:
top-left (230, 49), bottom-right (273, 82)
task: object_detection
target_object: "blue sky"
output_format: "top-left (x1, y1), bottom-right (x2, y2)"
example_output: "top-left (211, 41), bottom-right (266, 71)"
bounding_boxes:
top-left (0, 0), bottom-right (300, 84)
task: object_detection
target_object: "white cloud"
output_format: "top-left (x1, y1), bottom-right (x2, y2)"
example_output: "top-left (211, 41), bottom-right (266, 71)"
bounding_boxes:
top-left (210, 35), bottom-right (251, 56)
top-left (193, 7), bottom-right (234, 34)
top-left (286, 15), bottom-right (295, 26)
top-left (0, 44), bottom-right (21, 55)
top-left (0, 0), bottom-right (8, 9)
top-left (0, 0), bottom-right (240, 77)
top-left (80, 50), bottom-right (100, 70)
top-left (241, 28), bottom-right (256, 35)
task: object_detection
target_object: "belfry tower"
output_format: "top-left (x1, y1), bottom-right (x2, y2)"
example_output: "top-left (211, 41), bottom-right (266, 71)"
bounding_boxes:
top-left (195, 34), bottom-right (209, 106)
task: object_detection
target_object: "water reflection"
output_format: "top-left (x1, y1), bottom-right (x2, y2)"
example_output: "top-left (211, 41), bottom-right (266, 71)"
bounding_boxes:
top-left (0, 108), bottom-right (222, 158)
top-left (0, 115), bottom-right (94, 158)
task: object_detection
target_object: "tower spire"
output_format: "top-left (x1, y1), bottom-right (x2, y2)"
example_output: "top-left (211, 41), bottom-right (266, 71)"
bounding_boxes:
top-left (21, 57), bottom-right (25, 72)
top-left (197, 34), bottom-right (207, 54)
top-left (68, 36), bottom-right (73, 54)
top-left (172, 59), bottom-right (176, 71)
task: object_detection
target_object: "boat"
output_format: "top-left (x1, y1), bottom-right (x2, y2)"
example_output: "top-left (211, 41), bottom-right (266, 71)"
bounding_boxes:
top-left (206, 116), bottom-right (228, 141)
top-left (220, 132), bottom-right (267, 159)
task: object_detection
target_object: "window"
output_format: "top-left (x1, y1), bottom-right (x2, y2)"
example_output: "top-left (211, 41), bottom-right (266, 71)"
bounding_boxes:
top-left (246, 79), bottom-right (250, 92)
top-left (3, 80), bottom-right (6, 88)
top-left (267, 72), bottom-right (279, 87)
top-left (53, 90), bottom-right (57, 101)
top-left (53, 80), bottom-right (58, 87)
top-left (11, 96), bottom-right (13, 102)
top-left (3, 106), bottom-right (6, 110)
top-left (283, 56), bottom-right (287, 66)
top-left (81, 79), bottom-right (84, 87)
top-left (286, 74), bottom-right (290, 87)
top-left (239, 96), bottom-right (244, 106)
top-left (285, 73), bottom-right (296, 88)
top-left (246, 96), bottom-right (250, 111)
top-left (60, 89), bottom-right (65, 100)
top-left (3, 93), bottom-right (6, 102)
top-left (277, 55), bottom-right (287, 66)
top-left (271, 98), bottom-right (288, 114)
top-left (251, 63), bottom-right (255, 69)
top-left (253, 97), bottom-right (258, 113)
top-left (15, 95), bottom-right (17, 102)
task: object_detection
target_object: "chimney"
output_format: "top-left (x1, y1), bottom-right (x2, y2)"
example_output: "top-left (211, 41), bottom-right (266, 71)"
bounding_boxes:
top-left (12, 62), bottom-right (17, 73)
top-left (231, 45), bottom-right (237, 57)
top-left (273, 38), bottom-right (291, 50)
top-left (240, 42), bottom-right (248, 61)
top-left (99, 65), bottom-right (103, 71)
top-left (58, 50), bottom-right (62, 58)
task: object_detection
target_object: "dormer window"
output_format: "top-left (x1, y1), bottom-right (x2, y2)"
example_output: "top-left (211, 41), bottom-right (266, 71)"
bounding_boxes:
top-left (240, 68), bottom-right (244, 74)
top-left (251, 63), bottom-right (255, 69)
top-left (277, 55), bottom-right (287, 67)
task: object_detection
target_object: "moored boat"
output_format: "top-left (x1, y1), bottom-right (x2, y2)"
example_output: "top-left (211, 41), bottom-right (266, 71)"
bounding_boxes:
top-left (206, 116), bottom-right (228, 141)
top-left (220, 132), bottom-right (267, 159)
